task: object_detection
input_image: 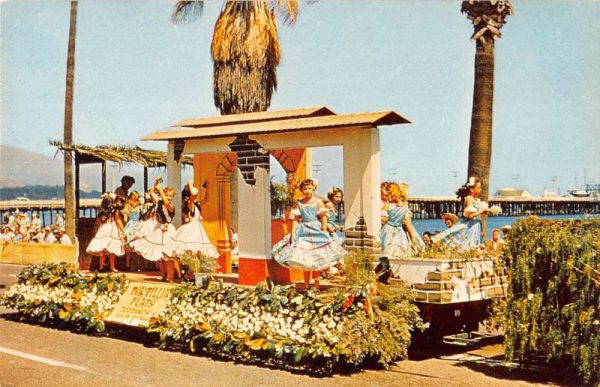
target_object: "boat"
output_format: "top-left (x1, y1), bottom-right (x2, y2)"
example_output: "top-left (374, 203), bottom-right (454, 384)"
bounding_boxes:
top-left (568, 188), bottom-right (591, 198)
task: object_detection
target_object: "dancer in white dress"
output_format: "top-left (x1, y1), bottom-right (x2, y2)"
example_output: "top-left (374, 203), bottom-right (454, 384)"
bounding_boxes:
top-left (168, 180), bottom-right (219, 258)
top-left (86, 193), bottom-right (126, 272)
top-left (129, 177), bottom-right (177, 281)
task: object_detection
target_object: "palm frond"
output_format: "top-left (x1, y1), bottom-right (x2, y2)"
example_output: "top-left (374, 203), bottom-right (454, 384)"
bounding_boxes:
top-left (461, 0), bottom-right (513, 43)
top-left (171, 1), bottom-right (204, 25)
top-left (211, 1), bottom-right (281, 114)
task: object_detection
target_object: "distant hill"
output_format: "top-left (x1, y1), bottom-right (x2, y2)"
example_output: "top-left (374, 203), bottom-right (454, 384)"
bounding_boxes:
top-left (0, 185), bottom-right (101, 200)
top-left (0, 145), bottom-right (100, 189)
top-left (0, 144), bottom-right (183, 194)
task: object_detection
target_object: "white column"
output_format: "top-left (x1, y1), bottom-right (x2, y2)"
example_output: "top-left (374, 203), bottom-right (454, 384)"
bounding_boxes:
top-left (343, 127), bottom-right (381, 240)
top-left (236, 167), bottom-right (271, 259)
top-left (167, 141), bottom-right (182, 227)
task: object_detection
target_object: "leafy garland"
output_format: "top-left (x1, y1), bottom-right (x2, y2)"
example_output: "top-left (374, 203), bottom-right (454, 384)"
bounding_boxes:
top-left (148, 252), bottom-right (422, 374)
top-left (1, 263), bottom-right (128, 333)
top-left (503, 218), bottom-right (600, 383)
top-left (1, 257), bottom-right (422, 375)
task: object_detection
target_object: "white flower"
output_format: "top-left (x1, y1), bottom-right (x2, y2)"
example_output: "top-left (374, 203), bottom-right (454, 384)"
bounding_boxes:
top-left (527, 293), bottom-right (534, 301)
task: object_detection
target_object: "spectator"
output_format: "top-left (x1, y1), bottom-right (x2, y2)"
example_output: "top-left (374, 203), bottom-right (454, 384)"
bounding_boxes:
top-left (56, 228), bottom-right (72, 245)
top-left (43, 227), bottom-right (57, 244)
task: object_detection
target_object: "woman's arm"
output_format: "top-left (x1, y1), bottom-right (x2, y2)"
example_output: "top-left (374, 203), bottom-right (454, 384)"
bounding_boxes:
top-left (114, 210), bottom-right (127, 241)
top-left (198, 180), bottom-right (210, 207)
top-left (156, 186), bottom-right (174, 212)
top-left (463, 196), bottom-right (489, 219)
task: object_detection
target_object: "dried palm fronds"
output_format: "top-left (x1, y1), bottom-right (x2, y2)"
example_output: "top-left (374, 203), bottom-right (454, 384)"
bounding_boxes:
top-left (461, 0), bottom-right (513, 44)
top-left (170, 1), bottom-right (204, 25)
top-left (50, 141), bottom-right (193, 167)
top-left (171, 1), bottom-right (299, 115)
top-left (211, 1), bottom-right (280, 114)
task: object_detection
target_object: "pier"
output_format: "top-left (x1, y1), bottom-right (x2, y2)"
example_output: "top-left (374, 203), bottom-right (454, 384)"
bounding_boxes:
top-left (408, 196), bottom-right (600, 219)
top-left (0, 199), bottom-right (101, 227)
top-left (1, 196), bottom-right (599, 226)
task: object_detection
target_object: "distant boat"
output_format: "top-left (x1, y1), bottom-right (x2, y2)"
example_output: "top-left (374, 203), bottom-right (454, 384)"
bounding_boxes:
top-left (568, 188), bottom-right (591, 197)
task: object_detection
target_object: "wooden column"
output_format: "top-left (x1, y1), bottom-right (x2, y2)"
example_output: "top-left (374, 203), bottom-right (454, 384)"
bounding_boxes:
top-left (167, 142), bottom-right (182, 227)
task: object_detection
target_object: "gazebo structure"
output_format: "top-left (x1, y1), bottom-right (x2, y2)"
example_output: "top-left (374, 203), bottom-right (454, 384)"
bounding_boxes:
top-left (52, 141), bottom-right (193, 266)
top-left (142, 107), bottom-right (410, 285)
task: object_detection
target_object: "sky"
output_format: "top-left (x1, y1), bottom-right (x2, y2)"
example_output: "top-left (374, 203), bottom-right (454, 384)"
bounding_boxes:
top-left (2, 0), bottom-right (599, 196)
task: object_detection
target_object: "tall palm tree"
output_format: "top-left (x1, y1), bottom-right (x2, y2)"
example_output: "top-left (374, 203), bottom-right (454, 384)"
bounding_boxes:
top-left (171, 0), bottom-right (297, 114)
top-left (461, 0), bottom-right (512, 234)
top-left (63, 1), bottom-right (78, 239)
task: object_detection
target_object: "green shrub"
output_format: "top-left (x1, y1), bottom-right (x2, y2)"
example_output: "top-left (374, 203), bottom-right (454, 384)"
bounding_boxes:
top-left (503, 217), bottom-right (600, 383)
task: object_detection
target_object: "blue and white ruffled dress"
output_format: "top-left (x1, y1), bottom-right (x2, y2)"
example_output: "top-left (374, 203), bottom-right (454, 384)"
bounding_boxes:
top-left (431, 199), bottom-right (484, 250)
top-left (380, 203), bottom-right (424, 258)
top-left (272, 199), bottom-right (347, 271)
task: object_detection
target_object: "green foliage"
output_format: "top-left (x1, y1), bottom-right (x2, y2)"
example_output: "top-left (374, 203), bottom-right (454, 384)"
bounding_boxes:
top-left (179, 251), bottom-right (221, 274)
top-left (270, 179), bottom-right (294, 217)
top-left (503, 218), bottom-right (600, 383)
top-left (148, 269), bottom-right (421, 374)
top-left (1, 263), bottom-right (128, 333)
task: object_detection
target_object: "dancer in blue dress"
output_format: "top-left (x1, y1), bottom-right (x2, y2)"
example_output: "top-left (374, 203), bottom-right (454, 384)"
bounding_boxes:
top-left (380, 182), bottom-right (424, 258)
top-left (431, 176), bottom-right (491, 250)
top-left (123, 191), bottom-right (142, 270)
top-left (272, 179), bottom-right (347, 289)
top-left (324, 186), bottom-right (345, 245)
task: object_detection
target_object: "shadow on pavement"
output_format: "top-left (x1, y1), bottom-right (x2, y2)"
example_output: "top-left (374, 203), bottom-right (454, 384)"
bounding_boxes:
top-left (454, 359), bottom-right (586, 386)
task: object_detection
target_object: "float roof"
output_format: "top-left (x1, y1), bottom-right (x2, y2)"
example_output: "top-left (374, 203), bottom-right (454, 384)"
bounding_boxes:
top-left (142, 108), bottom-right (411, 142)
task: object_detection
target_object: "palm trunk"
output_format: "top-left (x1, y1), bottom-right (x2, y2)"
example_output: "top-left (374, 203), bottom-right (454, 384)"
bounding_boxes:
top-left (467, 38), bottom-right (494, 239)
top-left (63, 1), bottom-right (78, 240)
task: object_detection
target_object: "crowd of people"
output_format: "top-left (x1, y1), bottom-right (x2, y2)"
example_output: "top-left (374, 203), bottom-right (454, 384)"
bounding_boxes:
top-left (0, 211), bottom-right (72, 245)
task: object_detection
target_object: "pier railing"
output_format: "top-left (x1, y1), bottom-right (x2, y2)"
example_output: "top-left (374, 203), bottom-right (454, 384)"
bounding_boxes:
top-left (0, 199), bottom-right (101, 227)
top-left (1, 196), bottom-right (598, 225)
top-left (407, 196), bottom-right (600, 220)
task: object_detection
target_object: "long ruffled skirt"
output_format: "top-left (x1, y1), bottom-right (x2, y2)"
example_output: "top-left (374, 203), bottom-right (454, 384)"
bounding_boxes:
top-left (86, 220), bottom-right (125, 257)
top-left (167, 219), bottom-right (219, 258)
top-left (272, 221), bottom-right (347, 271)
top-left (431, 219), bottom-right (482, 251)
top-left (129, 218), bottom-right (176, 261)
top-left (380, 224), bottom-right (425, 258)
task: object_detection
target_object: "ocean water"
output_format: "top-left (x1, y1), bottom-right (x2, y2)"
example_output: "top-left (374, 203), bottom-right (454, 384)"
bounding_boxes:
top-left (412, 214), bottom-right (600, 239)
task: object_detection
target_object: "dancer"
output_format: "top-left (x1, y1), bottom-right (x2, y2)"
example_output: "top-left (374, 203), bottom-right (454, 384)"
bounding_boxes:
top-left (441, 213), bottom-right (459, 229)
top-left (167, 180), bottom-right (219, 277)
top-left (272, 179), bottom-right (347, 289)
top-left (86, 193), bottom-right (126, 272)
top-left (431, 176), bottom-right (491, 250)
top-left (380, 182), bottom-right (424, 259)
top-left (324, 186), bottom-right (345, 244)
top-left (123, 191), bottom-right (142, 270)
top-left (129, 177), bottom-right (177, 281)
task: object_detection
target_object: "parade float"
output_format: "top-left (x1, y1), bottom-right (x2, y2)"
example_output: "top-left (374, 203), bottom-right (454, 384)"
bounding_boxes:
top-left (3, 108), bottom-right (597, 382)
top-left (1, 253), bottom-right (422, 375)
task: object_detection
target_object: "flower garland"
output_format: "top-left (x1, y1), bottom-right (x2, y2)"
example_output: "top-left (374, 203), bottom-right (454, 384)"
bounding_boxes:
top-left (1, 260), bottom-right (422, 374)
top-left (1, 263), bottom-right (128, 332)
top-left (148, 278), bottom-right (421, 374)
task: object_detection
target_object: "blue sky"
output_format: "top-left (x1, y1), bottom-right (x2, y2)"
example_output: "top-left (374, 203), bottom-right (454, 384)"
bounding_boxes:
top-left (2, 0), bottom-right (599, 196)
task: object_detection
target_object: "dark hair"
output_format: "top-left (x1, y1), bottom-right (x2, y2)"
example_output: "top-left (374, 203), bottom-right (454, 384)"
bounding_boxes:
top-left (327, 187), bottom-right (343, 201)
top-left (455, 177), bottom-right (480, 199)
top-left (121, 175), bottom-right (135, 184)
top-left (423, 231), bottom-right (432, 238)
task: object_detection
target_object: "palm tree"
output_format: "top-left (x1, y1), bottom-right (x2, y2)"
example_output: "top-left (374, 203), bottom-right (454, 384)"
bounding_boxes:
top-left (63, 1), bottom-right (78, 240)
top-left (461, 0), bottom-right (512, 234)
top-left (171, 0), bottom-right (297, 114)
